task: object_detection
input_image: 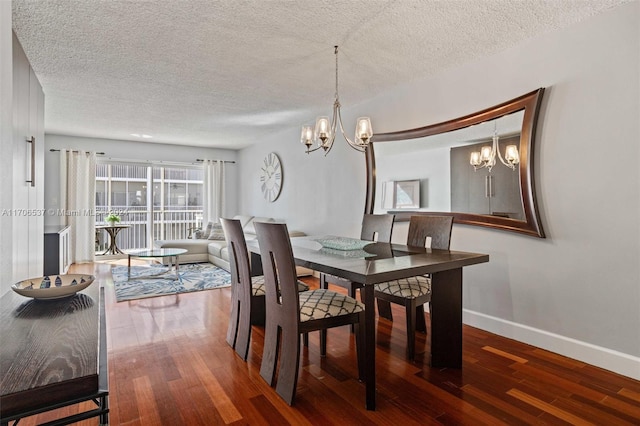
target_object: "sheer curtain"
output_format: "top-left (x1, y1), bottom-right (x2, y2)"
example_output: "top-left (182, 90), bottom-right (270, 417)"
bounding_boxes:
top-left (60, 150), bottom-right (96, 263)
top-left (202, 160), bottom-right (225, 224)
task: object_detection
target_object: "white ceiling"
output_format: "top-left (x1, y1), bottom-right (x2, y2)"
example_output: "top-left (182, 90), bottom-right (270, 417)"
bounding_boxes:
top-left (12, 0), bottom-right (627, 150)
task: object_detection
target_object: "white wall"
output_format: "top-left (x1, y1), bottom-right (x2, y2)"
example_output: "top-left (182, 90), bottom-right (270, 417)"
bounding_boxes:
top-left (0, 0), bottom-right (14, 296)
top-left (238, 2), bottom-right (640, 379)
top-left (43, 134), bottom-right (240, 226)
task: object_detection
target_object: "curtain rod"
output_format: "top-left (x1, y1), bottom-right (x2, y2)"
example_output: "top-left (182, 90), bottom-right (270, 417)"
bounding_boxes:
top-left (98, 157), bottom-right (235, 166)
top-left (196, 159), bottom-right (236, 164)
top-left (99, 157), bottom-right (202, 167)
top-left (50, 149), bottom-right (235, 165)
top-left (50, 149), bottom-right (105, 155)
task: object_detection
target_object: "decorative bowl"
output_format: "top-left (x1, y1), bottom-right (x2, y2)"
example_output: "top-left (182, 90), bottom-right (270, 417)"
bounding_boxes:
top-left (319, 247), bottom-right (376, 258)
top-left (314, 236), bottom-right (372, 251)
top-left (12, 274), bottom-right (96, 300)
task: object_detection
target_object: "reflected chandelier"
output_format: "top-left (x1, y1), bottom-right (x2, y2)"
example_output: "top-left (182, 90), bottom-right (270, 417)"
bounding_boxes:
top-left (470, 121), bottom-right (520, 172)
top-left (300, 46), bottom-right (373, 155)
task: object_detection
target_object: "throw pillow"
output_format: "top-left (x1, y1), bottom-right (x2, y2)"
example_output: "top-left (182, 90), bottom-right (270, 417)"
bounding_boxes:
top-left (201, 221), bottom-right (214, 239)
top-left (207, 223), bottom-right (226, 240)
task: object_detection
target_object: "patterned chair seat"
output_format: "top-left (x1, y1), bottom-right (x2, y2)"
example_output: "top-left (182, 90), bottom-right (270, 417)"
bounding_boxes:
top-left (298, 289), bottom-right (364, 322)
top-left (251, 275), bottom-right (309, 297)
top-left (373, 215), bottom-right (453, 360)
top-left (374, 275), bottom-right (431, 299)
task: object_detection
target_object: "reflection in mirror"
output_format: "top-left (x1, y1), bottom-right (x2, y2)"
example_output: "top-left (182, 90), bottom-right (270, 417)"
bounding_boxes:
top-left (365, 89), bottom-right (545, 237)
top-left (381, 180), bottom-right (421, 209)
top-left (374, 110), bottom-right (524, 217)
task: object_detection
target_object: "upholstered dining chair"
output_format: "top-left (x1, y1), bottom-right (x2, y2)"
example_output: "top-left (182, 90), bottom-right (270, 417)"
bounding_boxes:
top-left (320, 213), bottom-right (395, 299)
top-left (254, 221), bottom-right (365, 405)
top-left (221, 218), bottom-right (309, 361)
top-left (373, 215), bottom-right (453, 360)
top-left (317, 213), bottom-right (394, 354)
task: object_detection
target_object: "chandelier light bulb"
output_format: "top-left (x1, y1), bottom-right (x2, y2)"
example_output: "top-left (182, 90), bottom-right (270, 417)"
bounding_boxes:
top-left (315, 117), bottom-right (331, 142)
top-left (480, 146), bottom-right (493, 162)
top-left (470, 151), bottom-right (481, 167)
top-left (301, 125), bottom-right (314, 147)
top-left (355, 117), bottom-right (373, 145)
top-left (505, 145), bottom-right (520, 165)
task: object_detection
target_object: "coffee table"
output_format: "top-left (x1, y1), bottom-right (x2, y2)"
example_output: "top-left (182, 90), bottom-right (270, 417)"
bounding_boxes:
top-left (126, 248), bottom-right (188, 280)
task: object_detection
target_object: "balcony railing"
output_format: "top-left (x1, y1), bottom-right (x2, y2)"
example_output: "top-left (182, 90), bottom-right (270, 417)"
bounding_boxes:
top-left (95, 209), bottom-right (202, 254)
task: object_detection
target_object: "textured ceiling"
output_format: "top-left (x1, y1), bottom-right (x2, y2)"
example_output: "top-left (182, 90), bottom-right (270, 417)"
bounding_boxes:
top-left (12, 0), bottom-right (627, 149)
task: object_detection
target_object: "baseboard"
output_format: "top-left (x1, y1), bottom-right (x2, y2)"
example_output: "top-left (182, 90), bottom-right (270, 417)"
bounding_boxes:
top-left (463, 309), bottom-right (640, 381)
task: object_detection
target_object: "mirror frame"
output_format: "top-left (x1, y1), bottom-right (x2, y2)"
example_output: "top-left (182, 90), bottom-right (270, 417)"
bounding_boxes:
top-left (365, 88), bottom-right (545, 238)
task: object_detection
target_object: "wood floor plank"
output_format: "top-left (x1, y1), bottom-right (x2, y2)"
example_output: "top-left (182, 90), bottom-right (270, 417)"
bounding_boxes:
top-left (482, 345), bottom-right (529, 364)
top-left (552, 394), bottom-right (638, 426)
top-left (511, 362), bottom-right (609, 402)
top-left (247, 394), bottom-right (294, 425)
top-left (460, 385), bottom-right (545, 425)
top-left (577, 363), bottom-right (640, 395)
top-left (305, 363), bottom-right (425, 425)
top-left (568, 393), bottom-right (640, 424)
top-left (529, 348), bottom-right (587, 370)
top-left (600, 394), bottom-right (640, 420)
top-left (20, 262), bottom-right (640, 425)
top-left (132, 375), bottom-right (163, 425)
top-left (190, 350), bottom-right (244, 424)
top-left (377, 363), bottom-right (510, 425)
top-left (167, 377), bottom-right (220, 425)
top-left (507, 388), bottom-right (597, 425)
top-left (618, 387), bottom-right (640, 402)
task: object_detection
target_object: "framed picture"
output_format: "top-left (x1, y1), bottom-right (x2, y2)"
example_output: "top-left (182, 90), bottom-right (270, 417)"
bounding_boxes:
top-left (381, 180), bottom-right (420, 209)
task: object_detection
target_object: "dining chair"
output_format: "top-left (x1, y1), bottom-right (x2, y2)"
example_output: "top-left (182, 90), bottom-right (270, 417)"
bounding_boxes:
top-left (221, 218), bottom-right (309, 361)
top-left (320, 213), bottom-right (395, 299)
top-left (373, 215), bottom-right (453, 360)
top-left (318, 213), bottom-right (394, 354)
top-left (254, 221), bottom-right (365, 405)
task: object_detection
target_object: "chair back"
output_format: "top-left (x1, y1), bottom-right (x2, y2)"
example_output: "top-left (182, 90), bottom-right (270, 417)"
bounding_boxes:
top-left (220, 218), bottom-right (252, 289)
top-left (254, 222), bottom-right (300, 322)
top-left (360, 214), bottom-right (395, 243)
top-left (407, 215), bottom-right (453, 249)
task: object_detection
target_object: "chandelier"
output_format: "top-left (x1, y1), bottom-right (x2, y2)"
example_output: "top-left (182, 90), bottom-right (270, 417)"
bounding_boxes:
top-left (469, 121), bottom-right (520, 172)
top-left (300, 46), bottom-right (373, 155)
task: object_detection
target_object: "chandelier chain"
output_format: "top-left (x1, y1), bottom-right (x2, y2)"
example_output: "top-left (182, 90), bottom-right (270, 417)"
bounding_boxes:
top-left (334, 46), bottom-right (339, 103)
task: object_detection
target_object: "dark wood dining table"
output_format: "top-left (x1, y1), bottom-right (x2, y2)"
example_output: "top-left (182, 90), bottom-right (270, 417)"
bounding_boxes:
top-left (247, 237), bottom-right (489, 410)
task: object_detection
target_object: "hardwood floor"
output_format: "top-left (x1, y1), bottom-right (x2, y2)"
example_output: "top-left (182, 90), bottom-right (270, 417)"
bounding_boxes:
top-left (19, 262), bottom-right (640, 425)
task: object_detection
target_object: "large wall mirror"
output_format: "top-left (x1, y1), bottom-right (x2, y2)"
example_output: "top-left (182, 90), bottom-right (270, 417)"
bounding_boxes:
top-left (365, 88), bottom-right (545, 238)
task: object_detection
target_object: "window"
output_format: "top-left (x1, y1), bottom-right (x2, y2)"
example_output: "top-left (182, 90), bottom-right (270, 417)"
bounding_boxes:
top-left (95, 162), bottom-right (203, 253)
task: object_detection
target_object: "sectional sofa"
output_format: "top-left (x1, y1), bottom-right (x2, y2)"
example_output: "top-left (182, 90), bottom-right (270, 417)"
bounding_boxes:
top-left (154, 215), bottom-right (311, 276)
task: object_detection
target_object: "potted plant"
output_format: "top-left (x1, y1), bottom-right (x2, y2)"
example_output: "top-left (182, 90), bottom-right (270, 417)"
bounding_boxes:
top-left (105, 213), bottom-right (121, 226)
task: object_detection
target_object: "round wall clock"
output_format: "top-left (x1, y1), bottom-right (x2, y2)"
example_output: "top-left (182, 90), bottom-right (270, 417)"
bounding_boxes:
top-left (260, 152), bottom-right (282, 202)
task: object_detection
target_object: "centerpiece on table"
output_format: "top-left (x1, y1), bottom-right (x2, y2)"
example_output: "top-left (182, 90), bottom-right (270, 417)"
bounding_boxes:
top-left (105, 213), bottom-right (121, 226)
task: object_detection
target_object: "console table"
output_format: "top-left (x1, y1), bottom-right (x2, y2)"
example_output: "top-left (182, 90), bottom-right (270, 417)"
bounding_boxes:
top-left (0, 282), bottom-right (108, 425)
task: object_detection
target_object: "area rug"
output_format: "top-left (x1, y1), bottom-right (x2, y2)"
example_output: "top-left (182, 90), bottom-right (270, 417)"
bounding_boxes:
top-left (111, 263), bottom-right (232, 302)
